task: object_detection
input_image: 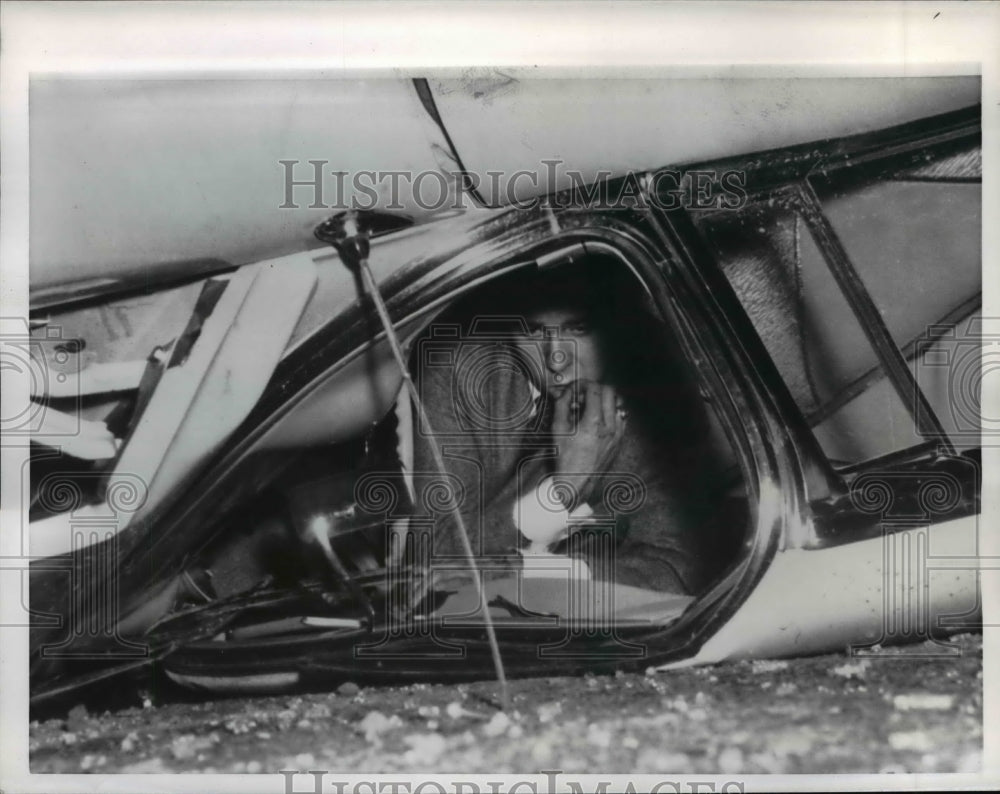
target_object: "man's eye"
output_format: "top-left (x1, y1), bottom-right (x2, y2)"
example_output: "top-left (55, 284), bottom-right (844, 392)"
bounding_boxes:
top-left (565, 323), bottom-right (591, 336)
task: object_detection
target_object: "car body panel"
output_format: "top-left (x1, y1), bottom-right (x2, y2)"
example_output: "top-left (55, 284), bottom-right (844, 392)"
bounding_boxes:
top-left (29, 77), bottom-right (450, 303)
top-left (30, 75), bottom-right (980, 305)
top-left (431, 75), bottom-right (979, 204)
top-left (662, 514), bottom-right (980, 667)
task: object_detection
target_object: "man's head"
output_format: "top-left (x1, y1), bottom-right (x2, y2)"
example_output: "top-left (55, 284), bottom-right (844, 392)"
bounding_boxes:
top-left (497, 262), bottom-right (614, 397)
top-left (511, 301), bottom-right (606, 397)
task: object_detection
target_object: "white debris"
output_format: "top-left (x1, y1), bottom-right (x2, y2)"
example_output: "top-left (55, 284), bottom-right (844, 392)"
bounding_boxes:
top-left (246, 760), bottom-right (263, 774)
top-left (748, 751), bottom-right (786, 774)
top-left (120, 731), bottom-right (139, 753)
top-left (718, 746), bottom-right (744, 774)
top-left (358, 711), bottom-right (403, 744)
top-left (586, 723), bottom-right (612, 748)
top-left (919, 753), bottom-right (940, 771)
top-left (483, 711), bottom-right (511, 738)
top-left (637, 749), bottom-right (691, 772)
top-left (751, 659), bottom-right (789, 673)
top-left (170, 734), bottom-right (199, 760)
top-left (888, 731), bottom-right (933, 752)
top-left (226, 715), bottom-right (258, 734)
top-left (892, 694), bottom-right (955, 711)
top-left (274, 709), bottom-right (297, 731)
top-left (664, 696), bottom-right (689, 713)
top-left (831, 659), bottom-right (870, 679)
top-left (305, 702), bottom-right (332, 720)
top-left (294, 753), bottom-right (316, 767)
top-left (445, 701), bottom-right (485, 720)
top-left (771, 731), bottom-right (813, 757)
top-left (170, 733), bottom-right (216, 761)
top-left (403, 733), bottom-right (448, 765)
top-left (958, 750), bottom-right (981, 773)
top-left (537, 702), bottom-right (562, 723)
top-left (120, 758), bottom-right (168, 773)
top-left (507, 724), bottom-right (524, 739)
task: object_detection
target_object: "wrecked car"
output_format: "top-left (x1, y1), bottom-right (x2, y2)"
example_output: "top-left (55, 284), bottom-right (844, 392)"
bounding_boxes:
top-left (22, 77), bottom-right (982, 704)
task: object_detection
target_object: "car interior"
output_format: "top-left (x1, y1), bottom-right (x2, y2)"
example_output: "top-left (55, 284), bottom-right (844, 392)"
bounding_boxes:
top-left (154, 249), bottom-right (750, 650)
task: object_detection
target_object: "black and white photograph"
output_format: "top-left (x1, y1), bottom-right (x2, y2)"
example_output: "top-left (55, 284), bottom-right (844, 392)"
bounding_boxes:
top-left (1, 3), bottom-right (997, 792)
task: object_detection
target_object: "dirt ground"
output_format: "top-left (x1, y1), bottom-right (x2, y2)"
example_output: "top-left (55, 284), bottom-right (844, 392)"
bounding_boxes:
top-left (29, 633), bottom-right (982, 776)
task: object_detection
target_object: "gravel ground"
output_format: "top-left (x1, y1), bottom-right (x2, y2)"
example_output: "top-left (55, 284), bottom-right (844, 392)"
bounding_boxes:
top-left (29, 633), bottom-right (982, 775)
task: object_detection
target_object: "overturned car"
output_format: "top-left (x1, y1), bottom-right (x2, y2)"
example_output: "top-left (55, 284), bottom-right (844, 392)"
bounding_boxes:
top-left (23, 77), bottom-right (983, 704)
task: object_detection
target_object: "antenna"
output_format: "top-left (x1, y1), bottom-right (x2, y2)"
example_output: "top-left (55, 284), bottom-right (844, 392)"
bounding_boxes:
top-left (315, 210), bottom-right (510, 711)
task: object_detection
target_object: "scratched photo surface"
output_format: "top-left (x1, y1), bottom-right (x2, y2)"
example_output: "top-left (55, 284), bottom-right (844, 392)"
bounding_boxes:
top-left (19, 73), bottom-right (984, 778)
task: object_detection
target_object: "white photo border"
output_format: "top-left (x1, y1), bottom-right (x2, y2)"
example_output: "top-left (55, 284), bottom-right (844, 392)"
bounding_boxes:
top-left (1, 2), bottom-right (997, 792)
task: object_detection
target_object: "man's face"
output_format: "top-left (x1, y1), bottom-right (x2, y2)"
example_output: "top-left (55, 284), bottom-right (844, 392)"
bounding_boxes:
top-left (511, 305), bottom-right (608, 397)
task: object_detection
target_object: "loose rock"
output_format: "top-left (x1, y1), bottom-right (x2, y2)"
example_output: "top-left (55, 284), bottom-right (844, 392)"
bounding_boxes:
top-left (893, 694), bottom-right (954, 711)
top-left (888, 731), bottom-right (933, 752)
top-left (66, 704), bottom-right (89, 732)
top-left (718, 746), bottom-right (744, 773)
top-left (358, 711), bottom-right (403, 744)
top-left (830, 660), bottom-right (870, 679)
top-left (403, 733), bottom-right (448, 765)
top-left (483, 711), bottom-right (511, 738)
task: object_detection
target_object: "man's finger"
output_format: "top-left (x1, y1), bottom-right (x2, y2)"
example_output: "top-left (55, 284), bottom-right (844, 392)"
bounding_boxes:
top-left (601, 384), bottom-right (617, 432)
top-left (551, 387), bottom-right (573, 433)
top-left (584, 381), bottom-right (604, 426)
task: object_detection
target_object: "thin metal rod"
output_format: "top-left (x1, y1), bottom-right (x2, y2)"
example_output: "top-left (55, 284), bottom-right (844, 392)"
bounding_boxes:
top-left (357, 261), bottom-right (511, 711)
top-left (795, 181), bottom-right (955, 454)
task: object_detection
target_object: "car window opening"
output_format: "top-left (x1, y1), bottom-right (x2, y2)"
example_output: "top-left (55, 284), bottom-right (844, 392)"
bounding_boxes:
top-left (162, 251), bottom-right (749, 648)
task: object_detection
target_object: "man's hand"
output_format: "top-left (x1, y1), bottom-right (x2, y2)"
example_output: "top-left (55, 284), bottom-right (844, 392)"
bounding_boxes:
top-left (550, 381), bottom-right (626, 509)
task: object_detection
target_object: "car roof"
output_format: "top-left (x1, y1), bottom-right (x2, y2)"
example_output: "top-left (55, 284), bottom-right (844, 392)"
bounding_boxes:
top-left (31, 75), bottom-right (979, 298)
